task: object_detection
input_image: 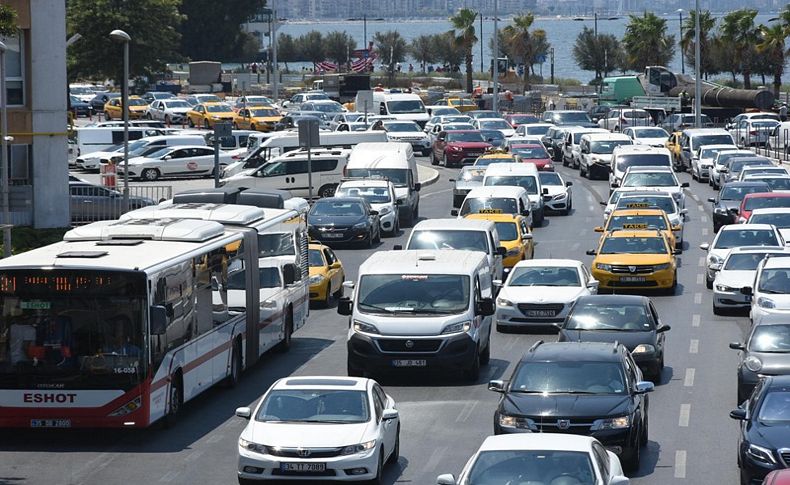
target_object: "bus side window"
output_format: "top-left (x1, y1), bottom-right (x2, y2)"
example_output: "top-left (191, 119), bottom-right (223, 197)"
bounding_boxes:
top-left (193, 254), bottom-right (213, 336)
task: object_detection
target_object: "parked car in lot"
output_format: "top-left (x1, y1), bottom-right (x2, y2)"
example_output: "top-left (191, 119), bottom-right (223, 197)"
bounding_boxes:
top-left (104, 96), bottom-right (149, 120)
top-left (140, 91), bottom-right (175, 104)
top-left (145, 98), bottom-right (192, 124)
top-left (116, 145), bottom-right (234, 181)
top-left (69, 181), bottom-right (155, 223)
top-left (89, 91), bottom-right (119, 112)
top-left (69, 95), bottom-right (93, 117)
top-left (235, 376), bottom-right (400, 484)
top-left (187, 102), bottom-right (236, 128)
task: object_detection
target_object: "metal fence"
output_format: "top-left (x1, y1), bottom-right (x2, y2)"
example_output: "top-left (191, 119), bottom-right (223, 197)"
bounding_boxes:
top-left (70, 185), bottom-right (172, 225)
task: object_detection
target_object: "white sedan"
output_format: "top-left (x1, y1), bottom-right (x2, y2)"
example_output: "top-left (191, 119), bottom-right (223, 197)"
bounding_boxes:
top-left (495, 259), bottom-right (597, 331)
top-left (713, 246), bottom-right (790, 315)
top-left (538, 171), bottom-right (573, 215)
top-left (700, 223), bottom-right (785, 289)
top-left (236, 376), bottom-right (400, 483)
top-left (146, 99), bottom-right (192, 124)
top-left (117, 145), bottom-right (234, 181)
top-left (437, 433), bottom-right (629, 485)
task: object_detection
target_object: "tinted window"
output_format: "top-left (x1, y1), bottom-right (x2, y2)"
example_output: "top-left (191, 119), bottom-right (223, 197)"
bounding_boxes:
top-left (566, 303), bottom-right (653, 331)
top-left (357, 274), bottom-right (470, 315)
top-left (600, 236), bottom-right (667, 254)
top-left (467, 450), bottom-right (595, 485)
top-left (757, 391), bottom-right (790, 422)
top-left (744, 197), bottom-right (790, 210)
top-left (256, 389), bottom-right (369, 423)
top-left (714, 230), bottom-right (779, 249)
top-left (724, 252), bottom-right (774, 270)
top-left (758, 269), bottom-right (790, 294)
top-left (310, 200), bottom-right (365, 216)
top-left (511, 361), bottom-right (627, 394)
top-left (494, 222), bottom-right (518, 241)
top-left (484, 175), bottom-right (538, 194)
top-left (539, 172), bottom-right (562, 185)
top-left (720, 185), bottom-right (770, 200)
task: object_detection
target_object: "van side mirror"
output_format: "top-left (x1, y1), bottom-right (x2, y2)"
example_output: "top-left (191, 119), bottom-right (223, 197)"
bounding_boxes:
top-left (542, 188), bottom-right (549, 195)
top-left (476, 297), bottom-right (495, 316)
top-left (235, 407), bottom-right (252, 419)
top-left (741, 286), bottom-right (753, 296)
top-left (414, 183), bottom-right (421, 191)
top-left (337, 297), bottom-right (353, 316)
top-left (585, 249), bottom-right (597, 256)
top-left (681, 182), bottom-right (690, 188)
top-left (150, 305), bottom-right (168, 335)
top-left (282, 263), bottom-right (296, 286)
top-left (565, 181), bottom-right (573, 187)
top-left (496, 246), bottom-right (507, 257)
top-left (450, 209), bottom-right (459, 216)
top-left (393, 244), bottom-right (403, 250)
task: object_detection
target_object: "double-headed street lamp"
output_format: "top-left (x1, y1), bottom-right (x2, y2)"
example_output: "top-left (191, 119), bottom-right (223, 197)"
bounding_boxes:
top-left (109, 29), bottom-right (130, 212)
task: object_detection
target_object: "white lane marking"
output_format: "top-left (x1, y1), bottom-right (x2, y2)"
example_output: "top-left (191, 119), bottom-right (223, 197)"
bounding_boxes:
top-left (701, 215), bottom-right (708, 222)
top-left (456, 400), bottom-right (479, 422)
top-left (206, 434), bottom-right (223, 444)
top-left (185, 450), bottom-right (204, 462)
top-left (159, 470), bottom-right (180, 482)
top-left (689, 339), bottom-right (699, 354)
top-left (679, 404), bottom-right (691, 427)
top-left (692, 314), bottom-right (701, 327)
top-left (571, 242), bottom-right (580, 250)
top-left (421, 446), bottom-right (448, 475)
top-left (684, 368), bottom-right (696, 387)
top-left (691, 194), bottom-right (700, 202)
top-left (696, 274), bottom-right (704, 285)
top-left (675, 450), bottom-right (687, 478)
top-left (694, 292), bottom-right (702, 305)
top-left (698, 256), bottom-right (705, 267)
top-left (697, 204), bottom-right (704, 212)
top-left (702, 227), bottom-right (709, 236)
top-left (422, 188), bottom-right (453, 198)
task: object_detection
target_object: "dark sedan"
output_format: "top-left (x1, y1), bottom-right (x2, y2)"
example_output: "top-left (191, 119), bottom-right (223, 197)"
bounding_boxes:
top-left (89, 92), bottom-right (120, 112)
top-left (489, 341), bottom-right (653, 472)
top-left (307, 197), bottom-right (380, 248)
top-left (541, 110), bottom-right (598, 128)
top-left (709, 181), bottom-right (772, 232)
top-left (70, 182), bottom-right (155, 223)
top-left (730, 317), bottom-right (790, 404)
top-left (558, 295), bottom-right (671, 382)
top-left (731, 375), bottom-right (790, 484)
top-left (69, 95), bottom-right (93, 117)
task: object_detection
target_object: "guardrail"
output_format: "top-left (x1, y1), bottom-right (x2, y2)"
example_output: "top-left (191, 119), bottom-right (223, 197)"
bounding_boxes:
top-left (70, 185), bottom-right (172, 226)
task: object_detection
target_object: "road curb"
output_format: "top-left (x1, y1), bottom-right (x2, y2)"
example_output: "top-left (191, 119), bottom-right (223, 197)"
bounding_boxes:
top-left (417, 164), bottom-right (440, 188)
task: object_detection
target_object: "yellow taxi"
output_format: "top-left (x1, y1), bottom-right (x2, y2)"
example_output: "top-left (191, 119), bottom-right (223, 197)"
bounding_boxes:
top-left (666, 131), bottom-right (683, 166)
top-left (474, 148), bottom-right (518, 166)
top-left (442, 97), bottom-right (477, 112)
top-left (103, 96), bottom-right (149, 120)
top-left (587, 228), bottom-right (677, 293)
top-left (308, 242), bottom-right (345, 306)
top-left (187, 102), bottom-right (236, 129)
top-left (465, 213), bottom-right (534, 270)
top-left (233, 106), bottom-right (282, 132)
top-left (595, 208), bottom-right (680, 251)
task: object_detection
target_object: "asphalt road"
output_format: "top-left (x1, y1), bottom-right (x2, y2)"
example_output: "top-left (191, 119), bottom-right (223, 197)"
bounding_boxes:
top-left (2, 157), bottom-right (748, 485)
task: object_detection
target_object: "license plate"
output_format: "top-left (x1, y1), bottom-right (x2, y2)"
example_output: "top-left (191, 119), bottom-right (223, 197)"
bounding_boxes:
top-left (620, 276), bottom-right (646, 282)
top-left (526, 310), bottom-right (556, 317)
top-left (322, 233), bottom-right (343, 238)
top-left (280, 462), bottom-right (327, 472)
top-left (30, 419), bottom-right (71, 428)
top-left (392, 359), bottom-right (427, 367)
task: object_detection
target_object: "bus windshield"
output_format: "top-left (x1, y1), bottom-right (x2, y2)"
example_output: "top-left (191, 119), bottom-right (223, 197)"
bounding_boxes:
top-left (0, 270), bottom-right (147, 391)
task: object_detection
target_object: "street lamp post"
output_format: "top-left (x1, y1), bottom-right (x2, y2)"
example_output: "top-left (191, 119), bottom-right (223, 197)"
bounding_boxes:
top-left (0, 41), bottom-right (10, 258)
top-left (677, 9), bottom-right (684, 75)
top-left (694, 0), bottom-right (701, 127)
top-left (109, 29), bottom-right (130, 212)
top-left (492, 0), bottom-right (498, 113)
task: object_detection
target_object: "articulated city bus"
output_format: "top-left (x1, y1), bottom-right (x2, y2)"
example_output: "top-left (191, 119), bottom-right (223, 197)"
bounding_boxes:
top-left (0, 201), bottom-right (308, 428)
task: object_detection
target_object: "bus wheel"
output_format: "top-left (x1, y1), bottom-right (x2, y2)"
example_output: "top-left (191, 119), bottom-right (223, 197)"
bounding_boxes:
top-left (223, 340), bottom-right (242, 387)
top-left (278, 311), bottom-right (293, 353)
top-left (164, 373), bottom-right (183, 428)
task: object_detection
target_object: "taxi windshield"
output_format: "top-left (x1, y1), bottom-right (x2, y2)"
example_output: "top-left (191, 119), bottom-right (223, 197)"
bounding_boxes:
top-left (459, 197), bottom-right (518, 216)
top-left (724, 252), bottom-right (774, 271)
top-left (600, 236), bottom-right (667, 254)
top-left (616, 196), bottom-right (676, 214)
top-left (508, 266), bottom-right (580, 287)
top-left (484, 175), bottom-right (538, 194)
top-left (608, 215), bottom-right (667, 230)
top-left (744, 197), bottom-right (790, 210)
top-left (758, 269), bottom-right (790, 294)
top-left (750, 213), bottom-right (790, 228)
top-left (407, 230), bottom-right (489, 252)
top-left (714, 230), bottom-right (779, 249)
top-left (250, 108), bottom-right (279, 117)
top-left (622, 172), bottom-right (677, 187)
top-left (494, 222), bottom-right (518, 241)
top-left (205, 104), bottom-right (232, 113)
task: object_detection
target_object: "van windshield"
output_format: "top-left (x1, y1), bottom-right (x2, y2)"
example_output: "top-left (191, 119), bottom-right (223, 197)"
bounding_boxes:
top-left (692, 134), bottom-right (734, 150)
top-left (407, 230), bottom-right (489, 252)
top-left (591, 140), bottom-right (632, 154)
top-left (346, 168), bottom-right (409, 187)
top-left (386, 100), bottom-right (425, 114)
top-left (357, 274), bottom-right (470, 315)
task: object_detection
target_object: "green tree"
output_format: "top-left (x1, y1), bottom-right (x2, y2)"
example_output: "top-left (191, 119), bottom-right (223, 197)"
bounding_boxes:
top-left (719, 9), bottom-right (759, 89)
top-left (298, 31), bottom-right (325, 70)
top-left (324, 31), bottom-right (356, 70)
top-left (277, 33), bottom-right (299, 72)
top-left (573, 27), bottom-right (624, 81)
top-left (0, 4), bottom-right (18, 37)
top-left (433, 32), bottom-right (465, 71)
top-left (756, 23), bottom-right (789, 97)
top-left (410, 34), bottom-right (437, 72)
top-left (178, 0), bottom-right (265, 62)
top-left (502, 13), bottom-right (551, 89)
top-left (680, 10), bottom-right (717, 79)
top-left (622, 12), bottom-right (675, 72)
top-left (449, 7), bottom-right (479, 93)
top-left (67, 0), bottom-right (182, 82)
top-left (373, 30), bottom-right (407, 84)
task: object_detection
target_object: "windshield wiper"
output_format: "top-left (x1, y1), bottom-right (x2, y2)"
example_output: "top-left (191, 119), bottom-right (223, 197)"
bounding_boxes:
top-left (760, 289), bottom-right (787, 294)
top-left (359, 304), bottom-right (397, 313)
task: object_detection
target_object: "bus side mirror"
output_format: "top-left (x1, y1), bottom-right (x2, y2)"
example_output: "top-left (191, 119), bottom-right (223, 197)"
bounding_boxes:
top-left (150, 305), bottom-right (168, 335)
top-left (282, 263), bottom-right (297, 286)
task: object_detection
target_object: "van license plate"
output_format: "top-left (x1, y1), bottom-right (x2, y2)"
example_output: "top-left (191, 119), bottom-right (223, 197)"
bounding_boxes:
top-left (392, 359), bottom-right (426, 367)
top-left (620, 276), bottom-right (646, 282)
top-left (280, 462), bottom-right (326, 472)
top-left (30, 419), bottom-right (71, 428)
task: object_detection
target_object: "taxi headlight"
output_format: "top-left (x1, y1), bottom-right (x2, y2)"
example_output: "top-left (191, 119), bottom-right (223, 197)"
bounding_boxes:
top-left (591, 416), bottom-right (631, 430)
top-left (745, 356), bottom-right (763, 372)
top-left (633, 344), bottom-right (656, 354)
top-left (498, 414), bottom-right (536, 431)
top-left (596, 263), bottom-right (612, 272)
top-left (308, 274), bottom-right (325, 285)
top-left (497, 297), bottom-right (513, 307)
top-left (441, 321), bottom-right (472, 335)
top-left (654, 263), bottom-right (671, 271)
top-left (341, 440), bottom-right (377, 455)
top-left (758, 297), bottom-right (776, 309)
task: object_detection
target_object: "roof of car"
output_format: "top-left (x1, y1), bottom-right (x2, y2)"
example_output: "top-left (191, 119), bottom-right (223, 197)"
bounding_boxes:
top-left (360, 249), bottom-right (488, 275)
top-left (272, 376), bottom-right (369, 391)
top-left (465, 213), bottom-right (523, 224)
top-left (477, 433), bottom-right (596, 453)
top-left (575, 294), bottom-right (649, 306)
top-left (761, 255), bottom-right (790, 269)
top-left (412, 218), bottom-right (495, 231)
top-left (512, 258), bottom-right (583, 269)
top-left (624, 165), bottom-right (674, 173)
top-left (718, 223), bottom-right (776, 232)
top-left (723, 181), bottom-right (772, 188)
top-left (466, 186), bottom-right (528, 197)
top-left (582, 132), bottom-right (631, 141)
top-left (521, 342), bottom-right (624, 362)
top-left (337, 179), bottom-right (393, 188)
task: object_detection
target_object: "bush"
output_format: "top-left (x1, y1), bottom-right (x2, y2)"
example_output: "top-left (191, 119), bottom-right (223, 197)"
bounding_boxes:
top-left (0, 227), bottom-right (69, 255)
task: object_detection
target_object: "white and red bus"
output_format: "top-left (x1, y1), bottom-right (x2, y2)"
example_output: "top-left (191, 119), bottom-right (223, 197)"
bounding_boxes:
top-left (0, 198), bottom-right (308, 428)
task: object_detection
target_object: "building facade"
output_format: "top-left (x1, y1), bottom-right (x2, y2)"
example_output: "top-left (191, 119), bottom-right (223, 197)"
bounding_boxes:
top-left (2, 0), bottom-right (68, 228)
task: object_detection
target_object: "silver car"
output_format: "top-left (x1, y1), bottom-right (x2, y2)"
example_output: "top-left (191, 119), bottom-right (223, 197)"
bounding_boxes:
top-left (730, 315), bottom-right (790, 403)
top-left (449, 166), bottom-right (486, 208)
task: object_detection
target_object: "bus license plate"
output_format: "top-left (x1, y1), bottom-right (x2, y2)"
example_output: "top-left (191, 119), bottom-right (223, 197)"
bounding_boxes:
top-left (280, 462), bottom-right (326, 473)
top-left (392, 359), bottom-right (427, 367)
top-left (620, 276), bottom-right (646, 282)
top-left (31, 419), bottom-right (71, 428)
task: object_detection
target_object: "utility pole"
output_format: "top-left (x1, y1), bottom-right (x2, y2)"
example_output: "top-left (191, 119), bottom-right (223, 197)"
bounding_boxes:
top-left (492, 0), bottom-right (499, 113)
top-left (479, 12), bottom-right (483, 74)
top-left (272, 0), bottom-right (279, 101)
top-left (693, 0), bottom-right (701, 127)
top-left (678, 9), bottom-right (685, 75)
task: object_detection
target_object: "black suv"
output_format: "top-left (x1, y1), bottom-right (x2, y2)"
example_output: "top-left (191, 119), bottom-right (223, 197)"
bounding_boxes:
top-left (731, 375), bottom-right (790, 484)
top-left (490, 341), bottom-right (654, 472)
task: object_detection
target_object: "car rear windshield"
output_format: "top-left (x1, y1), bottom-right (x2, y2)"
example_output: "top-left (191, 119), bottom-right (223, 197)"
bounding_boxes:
top-left (484, 175), bottom-right (538, 194)
top-left (692, 135), bottom-right (734, 150)
top-left (590, 140), bottom-right (632, 154)
top-left (525, 125), bottom-right (550, 135)
top-left (616, 154), bottom-right (671, 172)
top-left (554, 112), bottom-right (592, 124)
top-left (512, 146), bottom-right (548, 159)
top-left (511, 361), bottom-right (627, 394)
top-left (714, 229), bottom-right (779, 249)
top-left (762, 178), bottom-right (790, 191)
top-left (565, 303), bottom-right (653, 332)
top-left (460, 197), bottom-right (518, 216)
top-left (745, 197), bottom-right (790, 211)
top-left (615, 196), bottom-right (676, 214)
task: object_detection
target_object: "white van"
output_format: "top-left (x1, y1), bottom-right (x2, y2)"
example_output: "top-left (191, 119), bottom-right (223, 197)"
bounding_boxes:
top-left (220, 148), bottom-right (351, 199)
top-left (222, 131), bottom-right (388, 178)
top-left (401, 218), bottom-right (505, 280)
top-left (75, 134), bottom-right (207, 170)
top-left (73, 126), bottom-right (167, 157)
top-left (482, 163), bottom-right (547, 226)
top-left (453, 186), bottom-right (533, 227)
top-left (345, 142), bottom-right (421, 226)
top-left (337, 249), bottom-right (496, 381)
top-left (372, 91), bottom-right (430, 127)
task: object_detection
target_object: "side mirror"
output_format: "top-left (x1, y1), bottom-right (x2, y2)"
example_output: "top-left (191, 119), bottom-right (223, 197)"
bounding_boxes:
top-left (707, 197), bottom-right (716, 203)
top-left (492, 279), bottom-right (503, 288)
top-left (163, 155), bottom-right (172, 160)
top-left (599, 201), bottom-right (607, 206)
top-left (337, 297), bottom-right (353, 316)
top-left (282, 263), bottom-right (296, 286)
top-left (382, 409), bottom-right (399, 421)
top-left (488, 379), bottom-right (507, 393)
top-left (699, 243), bottom-right (710, 251)
top-left (611, 182), bottom-right (620, 188)
top-left (522, 233), bottom-right (533, 240)
top-left (542, 188), bottom-right (549, 195)
top-left (448, 178), bottom-right (456, 182)
top-left (450, 209), bottom-right (459, 216)
top-left (330, 261), bottom-right (342, 269)
top-left (671, 225), bottom-right (681, 232)
top-left (414, 183), bottom-right (421, 191)
top-left (635, 381), bottom-right (654, 394)
top-left (496, 246), bottom-right (507, 257)
top-left (369, 210), bottom-right (379, 216)
top-left (720, 167), bottom-right (729, 173)
top-left (150, 305), bottom-right (168, 335)
top-left (680, 208), bottom-right (688, 215)
top-left (730, 409), bottom-right (747, 420)
top-left (681, 182), bottom-right (690, 188)
top-left (521, 209), bottom-right (530, 217)
top-left (393, 244), bottom-right (403, 250)
top-left (587, 280), bottom-right (599, 291)
top-left (476, 297), bottom-right (495, 316)
top-left (729, 207), bottom-right (739, 214)
top-left (673, 249), bottom-right (682, 255)
top-left (586, 249), bottom-right (597, 256)
top-left (437, 474), bottom-right (457, 485)
top-left (594, 226), bottom-right (604, 232)
top-left (565, 181), bottom-right (573, 187)
top-left (235, 407), bottom-right (252, 419)
top-left (729, 342), bottom-right (746, 350)
top-left (741, 286), bottom-right (753, 296)
top-left (657, 324), bottom-right (671, 333)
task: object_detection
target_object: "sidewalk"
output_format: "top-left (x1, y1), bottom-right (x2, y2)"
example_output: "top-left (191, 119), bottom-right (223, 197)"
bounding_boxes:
top-left (417, 164), bottom-right (440, 187)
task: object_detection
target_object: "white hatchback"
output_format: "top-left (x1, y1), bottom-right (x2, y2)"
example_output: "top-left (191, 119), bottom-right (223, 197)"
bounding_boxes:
top-left (236, 376), bottom-right (400, 483)
top-left (713, 246), bottom-right (790, 315)
top-left (700, 224), bottom-right (785, 289)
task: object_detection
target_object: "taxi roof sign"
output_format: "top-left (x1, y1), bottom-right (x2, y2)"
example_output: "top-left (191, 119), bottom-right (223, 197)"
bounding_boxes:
top-left (478, 208), bottom-right (503, 214)
top-left (625, 202), bottom-right (651, 209)
top-left (622, 223), bottom-right (648, 229)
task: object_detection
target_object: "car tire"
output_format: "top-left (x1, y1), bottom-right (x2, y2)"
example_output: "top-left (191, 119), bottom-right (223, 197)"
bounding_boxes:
top-left (277, 311), bottom-right (293, 353)
top-left (374, 226), bottom-right (381, 244)
top-left (204, 119), bottom-right (210, 129)
top-left (318, 184), bottom-right (337, 198)
top-left (430, 150), bottom-right (439, 166)
top-left (188, 118), bottom-right (195, 128)
top-left (368, 447), bottom-right (384, 485)
top-left (223, 340), bottom-right (242, 387)
top-left (443, 153), bottom-right (450, 168)
top-left (622, 440), bottom-right (641, 473)
top-left (387, 426), bottom-right (400, 465)
top-left (706, 275), bottom-right (713, 290)
top-left (333, 275), bottom-right (345, 299)
top-left (464, 347), bottom-right (481, 382)
top-left (141, 168), bottom-right (160, 181)
top-left (347, 360), bottom-right (365, 377)
top-left (480, 334), bottom-right (491, 366)
top-left (421, 149), bottom-right (431, 157)
top-left (641, 415), bottom-right (649, 446)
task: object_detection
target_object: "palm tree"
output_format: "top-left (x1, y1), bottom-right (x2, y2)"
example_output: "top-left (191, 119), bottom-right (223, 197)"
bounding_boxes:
top-left (448, 8), bottom-right (478, 93)
top-left (573, 27), bottom-right (624, 82)
top-left (410, 34), bottom-right (437, 73)
top-left (502, 13), bottom-right (551, 91)
top-left (680, 10), bottom-right (717, 79)
top-left (373, 30), bottom-right (407, 85)
top-left (719, 9), bottom-right (759, 89)
top-left (324, 31), bottom-right (356, 70)
top-left (756, 23), bottom-right (789, 97)
top-left (622, 12), bottom-right (675, 72)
